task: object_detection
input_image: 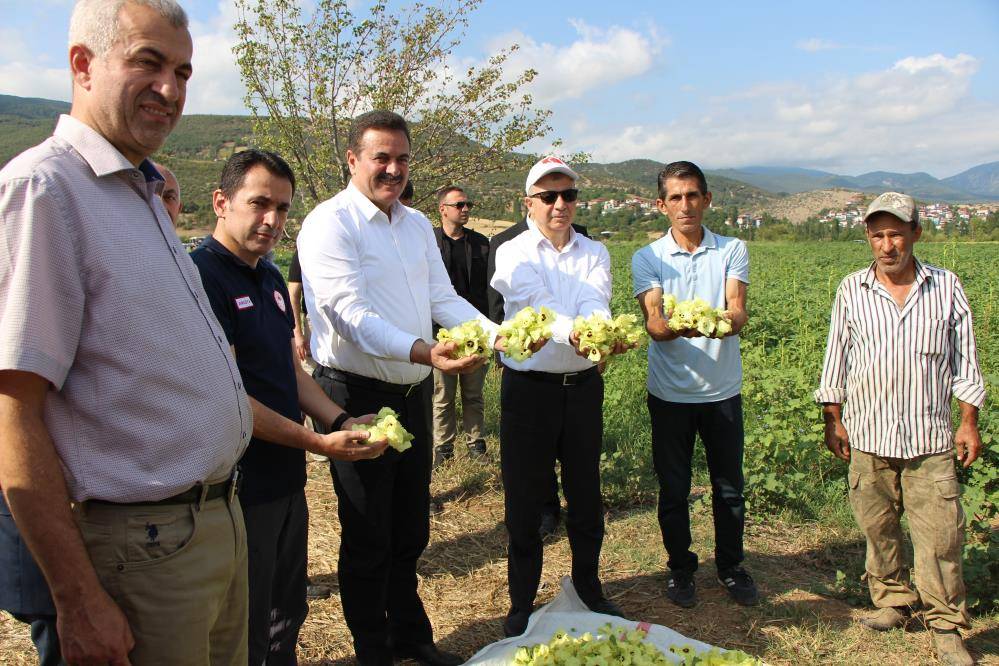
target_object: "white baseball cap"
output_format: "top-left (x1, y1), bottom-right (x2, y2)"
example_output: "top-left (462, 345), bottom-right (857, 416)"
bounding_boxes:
top-left (525, 156), bottom-right (579, 194)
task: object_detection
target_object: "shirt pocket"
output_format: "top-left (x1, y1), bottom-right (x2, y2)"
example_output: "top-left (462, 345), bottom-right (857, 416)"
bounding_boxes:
top-left (912, 317), bottom-right (948, 355)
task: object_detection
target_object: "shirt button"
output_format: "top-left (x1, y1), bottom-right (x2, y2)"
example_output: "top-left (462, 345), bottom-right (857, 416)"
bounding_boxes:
top-left (237, 382), bottom-right (243, 390)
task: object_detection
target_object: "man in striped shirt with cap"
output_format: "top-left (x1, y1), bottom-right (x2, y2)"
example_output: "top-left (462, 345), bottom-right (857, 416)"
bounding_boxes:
top-left (816, 191), bottom-right (985, 666)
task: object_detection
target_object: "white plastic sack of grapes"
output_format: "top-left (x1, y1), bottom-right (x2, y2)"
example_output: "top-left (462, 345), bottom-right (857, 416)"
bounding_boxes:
top-left (462, 577), bottom-right (762, 665)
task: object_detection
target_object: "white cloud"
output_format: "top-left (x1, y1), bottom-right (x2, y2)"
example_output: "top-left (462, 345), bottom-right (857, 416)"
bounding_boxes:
top-left (568, 53), bottom-right (998, 176)
top-left (185, 2), bottom-right (248, 115)
top-left (487, 20), bottom-right (662, 106)
top-left (0, 61), bottom-right (70, 101)
top-left (796, 38), bottom-right (841, 52)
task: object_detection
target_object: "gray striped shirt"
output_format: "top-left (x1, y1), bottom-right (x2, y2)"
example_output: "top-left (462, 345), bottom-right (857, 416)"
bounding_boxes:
top-left (815, 259), bottom-right (986, 459)
top-left (0, 115), bottom-right (251, 502)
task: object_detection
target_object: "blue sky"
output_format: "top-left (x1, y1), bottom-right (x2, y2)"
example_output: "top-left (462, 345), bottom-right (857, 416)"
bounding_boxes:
top-left (1, 0), bottom-right (997, 176)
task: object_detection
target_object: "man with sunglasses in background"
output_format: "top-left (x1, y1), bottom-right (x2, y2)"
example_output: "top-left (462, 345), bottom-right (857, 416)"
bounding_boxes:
top-left (431, 186), bottom-right (491, 468)
top-left (491, 157), bottom-right (628, 637)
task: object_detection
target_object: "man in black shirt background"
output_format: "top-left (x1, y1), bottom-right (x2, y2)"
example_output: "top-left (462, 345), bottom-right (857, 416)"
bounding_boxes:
top-left (431, 186), bottom-right (491, 467)
top-left (192, 150), bottom-right (387, 664)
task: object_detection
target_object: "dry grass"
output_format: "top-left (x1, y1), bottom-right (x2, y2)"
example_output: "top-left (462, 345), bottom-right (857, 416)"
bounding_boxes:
top-left (3, 450), bottom-right (998, 665)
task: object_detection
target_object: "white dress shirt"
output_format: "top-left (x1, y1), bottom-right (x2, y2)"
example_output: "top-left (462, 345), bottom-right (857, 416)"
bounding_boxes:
top-left (491, 218), bottom-right (612, 373)
top-left (297, 182), bottom-right (497, 385)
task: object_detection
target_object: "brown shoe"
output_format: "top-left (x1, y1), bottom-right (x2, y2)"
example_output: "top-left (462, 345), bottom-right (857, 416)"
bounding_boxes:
top-left (859, 606), bottom-right (910, 631)
top-left (932, 629), bottom-right (974, 666)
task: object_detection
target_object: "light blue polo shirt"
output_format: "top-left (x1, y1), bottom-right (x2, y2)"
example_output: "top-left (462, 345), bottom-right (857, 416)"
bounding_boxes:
top-left (631, 226), bottom-right (750, 403)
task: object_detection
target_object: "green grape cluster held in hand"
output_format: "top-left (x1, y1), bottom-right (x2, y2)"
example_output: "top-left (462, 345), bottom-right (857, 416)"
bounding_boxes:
top-left (572, 313), bottom-right (645, 363)
top-left (351, 407), bottom-right (414, 452)
top-left (436, 319), bottom-right (490, 359)
top-left (663, 294), bottom-right (733, 338)
top-left (497, 306), bottom-right (555, 361)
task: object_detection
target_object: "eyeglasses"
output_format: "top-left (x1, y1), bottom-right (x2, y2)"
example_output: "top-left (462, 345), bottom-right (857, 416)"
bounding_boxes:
top-left (442, 201), bottom-right (474, 210)
top-left (527, 188), bottom-right (579, 205)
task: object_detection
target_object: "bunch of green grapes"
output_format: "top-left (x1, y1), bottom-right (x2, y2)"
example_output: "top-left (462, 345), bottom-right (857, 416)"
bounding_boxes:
top-left (436, 319), bottom-right (490, 359)
top-left (511, 624), bottom-right (669, 666)
top-left (497, 306), bottom-right (555, 362)
top-left (351, 407), bottom-right (414, 452)
top-left (510, 624), bottom-right (761, 665)
top-left (572, 313), bottom-right (645, 363)
top-left (668, 643), bottom-right (760, 665)
top-left (663, 295), bottom-right (733, 338)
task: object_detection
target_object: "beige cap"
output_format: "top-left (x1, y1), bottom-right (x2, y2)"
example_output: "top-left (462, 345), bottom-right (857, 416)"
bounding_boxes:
top-left (863, 191), bottom-right (919, 226)
top-left (525, 156), bottom-right (579, 194)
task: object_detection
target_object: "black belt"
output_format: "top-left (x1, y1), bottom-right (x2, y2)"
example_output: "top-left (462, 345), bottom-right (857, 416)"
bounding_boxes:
top-left (87, 469), bottom-right (241, 507)
top-left (319, 366), bottom-right (423, 397)
top-left (505, 365), bottom-right (599, 386)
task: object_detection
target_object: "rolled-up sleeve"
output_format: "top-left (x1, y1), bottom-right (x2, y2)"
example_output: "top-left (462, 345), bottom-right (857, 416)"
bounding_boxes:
top-left (0, 174), bottom-right (85, 389)
top-left (491, 242), bottom-right (574, 344)
top-left (300, 214), bottom-right (418, 362)
top-left (575, 243), bottom-right (612, 320)
top-left (814, 283), bottom-right (850, 404)
top-left (949, 278), bottom-right (986, 408)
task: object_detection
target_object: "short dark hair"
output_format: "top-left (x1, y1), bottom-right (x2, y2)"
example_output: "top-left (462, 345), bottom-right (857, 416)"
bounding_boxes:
top-left (347, 110), bottom-right (411, 155)
top-left (401, 180), bottom-right (414, 202)
top-left (657, 161), bottom-right (708, 199)
top-left (219, 149), bottom-right (296, 198)
top-left (436, 185), bottom-right (464, 204)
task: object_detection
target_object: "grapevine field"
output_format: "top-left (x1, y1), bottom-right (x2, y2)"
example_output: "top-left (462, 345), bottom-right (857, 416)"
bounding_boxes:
top-left (2, 240), bottom-right (995, 664)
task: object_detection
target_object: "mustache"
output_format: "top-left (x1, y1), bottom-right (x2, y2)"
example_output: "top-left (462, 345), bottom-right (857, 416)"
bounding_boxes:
top-left (139, 92), bottom-right (176, 113)
top-left (377, 174), bottom-right (404, 185)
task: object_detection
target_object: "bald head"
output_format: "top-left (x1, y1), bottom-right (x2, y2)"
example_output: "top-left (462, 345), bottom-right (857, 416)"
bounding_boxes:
top-left (153, 161), bottom-right (181, 225)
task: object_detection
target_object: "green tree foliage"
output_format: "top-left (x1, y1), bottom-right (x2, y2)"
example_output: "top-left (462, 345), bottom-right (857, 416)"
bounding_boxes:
top-left (233, 0), bottom-right (555, 220)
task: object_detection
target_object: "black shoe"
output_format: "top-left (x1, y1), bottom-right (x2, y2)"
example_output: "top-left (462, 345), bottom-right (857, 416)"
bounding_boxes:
top-left (584, 596), bottom-right (626, 618)
top-left (305, 583), bottom-right (332, 600)
top-left (718, 566), bottom-right (759, 606)
top-left (538, 511), bottom-right (560, 539)
top-left (391, 642), bottom-right (463, 666)
top-left (468, 444), bottom-right (487, 460)
top-left (666, 570), bottom-right (697, 608)
top-left (503, 606), bottom-right (532, 637)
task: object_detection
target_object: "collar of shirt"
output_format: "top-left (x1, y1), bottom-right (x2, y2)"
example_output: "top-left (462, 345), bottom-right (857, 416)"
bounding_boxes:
top-left (53, 114), bottom-right (165, 200)
top-left (860, 257), bottom-right (932, 293)
top-left (344, 181), bottom-right (407, 223)
top-left (200, 236), bottom-right (271, 280)
top-left (664, 225), bottom-right (717, 256)
top-left (525, 215), bottom-right (578, 253)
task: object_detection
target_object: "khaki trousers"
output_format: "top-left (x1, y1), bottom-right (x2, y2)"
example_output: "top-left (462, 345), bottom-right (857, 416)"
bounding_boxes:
top-left (73, 490), bottom-right (248, 664)
top-left (431, 365), bottom-right (487, 456)
top-left (848, 449), bottom-right (969, 630)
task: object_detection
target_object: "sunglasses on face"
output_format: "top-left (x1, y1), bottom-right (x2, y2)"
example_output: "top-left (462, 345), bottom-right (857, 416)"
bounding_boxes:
top-left (442, 201), bottom-right (474, 210)
top-left (528, 188), bottom-right (579, 205)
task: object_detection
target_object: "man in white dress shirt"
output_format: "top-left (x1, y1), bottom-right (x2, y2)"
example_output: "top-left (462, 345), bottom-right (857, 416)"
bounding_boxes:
top-left (491, 157), bottom-right (627, 637)
top-left (297, 110), bottom-right (501, 666)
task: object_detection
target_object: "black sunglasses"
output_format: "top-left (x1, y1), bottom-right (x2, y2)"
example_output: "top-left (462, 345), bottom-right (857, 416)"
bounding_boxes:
top-left (442, 201), bottom-right (474, 210)
top-left (528, 188), bottom-right (579, 205)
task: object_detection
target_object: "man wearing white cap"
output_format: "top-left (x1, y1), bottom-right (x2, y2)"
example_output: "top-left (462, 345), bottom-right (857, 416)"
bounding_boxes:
top-left (816, 192), bottom-right (984, 666)
top-left (491, 156), bottom-right (627, 637)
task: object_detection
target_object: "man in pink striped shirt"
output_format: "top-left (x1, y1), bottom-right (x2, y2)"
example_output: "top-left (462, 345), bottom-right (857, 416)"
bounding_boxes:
top-left (816, 192), bottom-right (985, 666)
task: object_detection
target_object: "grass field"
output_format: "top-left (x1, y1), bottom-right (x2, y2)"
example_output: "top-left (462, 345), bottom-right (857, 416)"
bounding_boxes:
top-left (2, 240), bottom-right (996, 664)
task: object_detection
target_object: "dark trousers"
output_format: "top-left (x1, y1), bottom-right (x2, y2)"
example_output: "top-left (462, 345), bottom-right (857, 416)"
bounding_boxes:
top-left (244, 489), bottom-right (309, 666)
top-left (648, 393), bottom-right (746, 573)
top-left (500, 369), bottom-right (605, 611)
top-left (1, 495), bottom-right (62, 665)
top-left (313, 367), bottom-right (434, 666)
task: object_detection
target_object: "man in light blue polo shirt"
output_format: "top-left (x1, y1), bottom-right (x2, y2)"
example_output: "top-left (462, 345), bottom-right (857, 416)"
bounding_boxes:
top-left (632, 161), bottom-right (757, 610)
